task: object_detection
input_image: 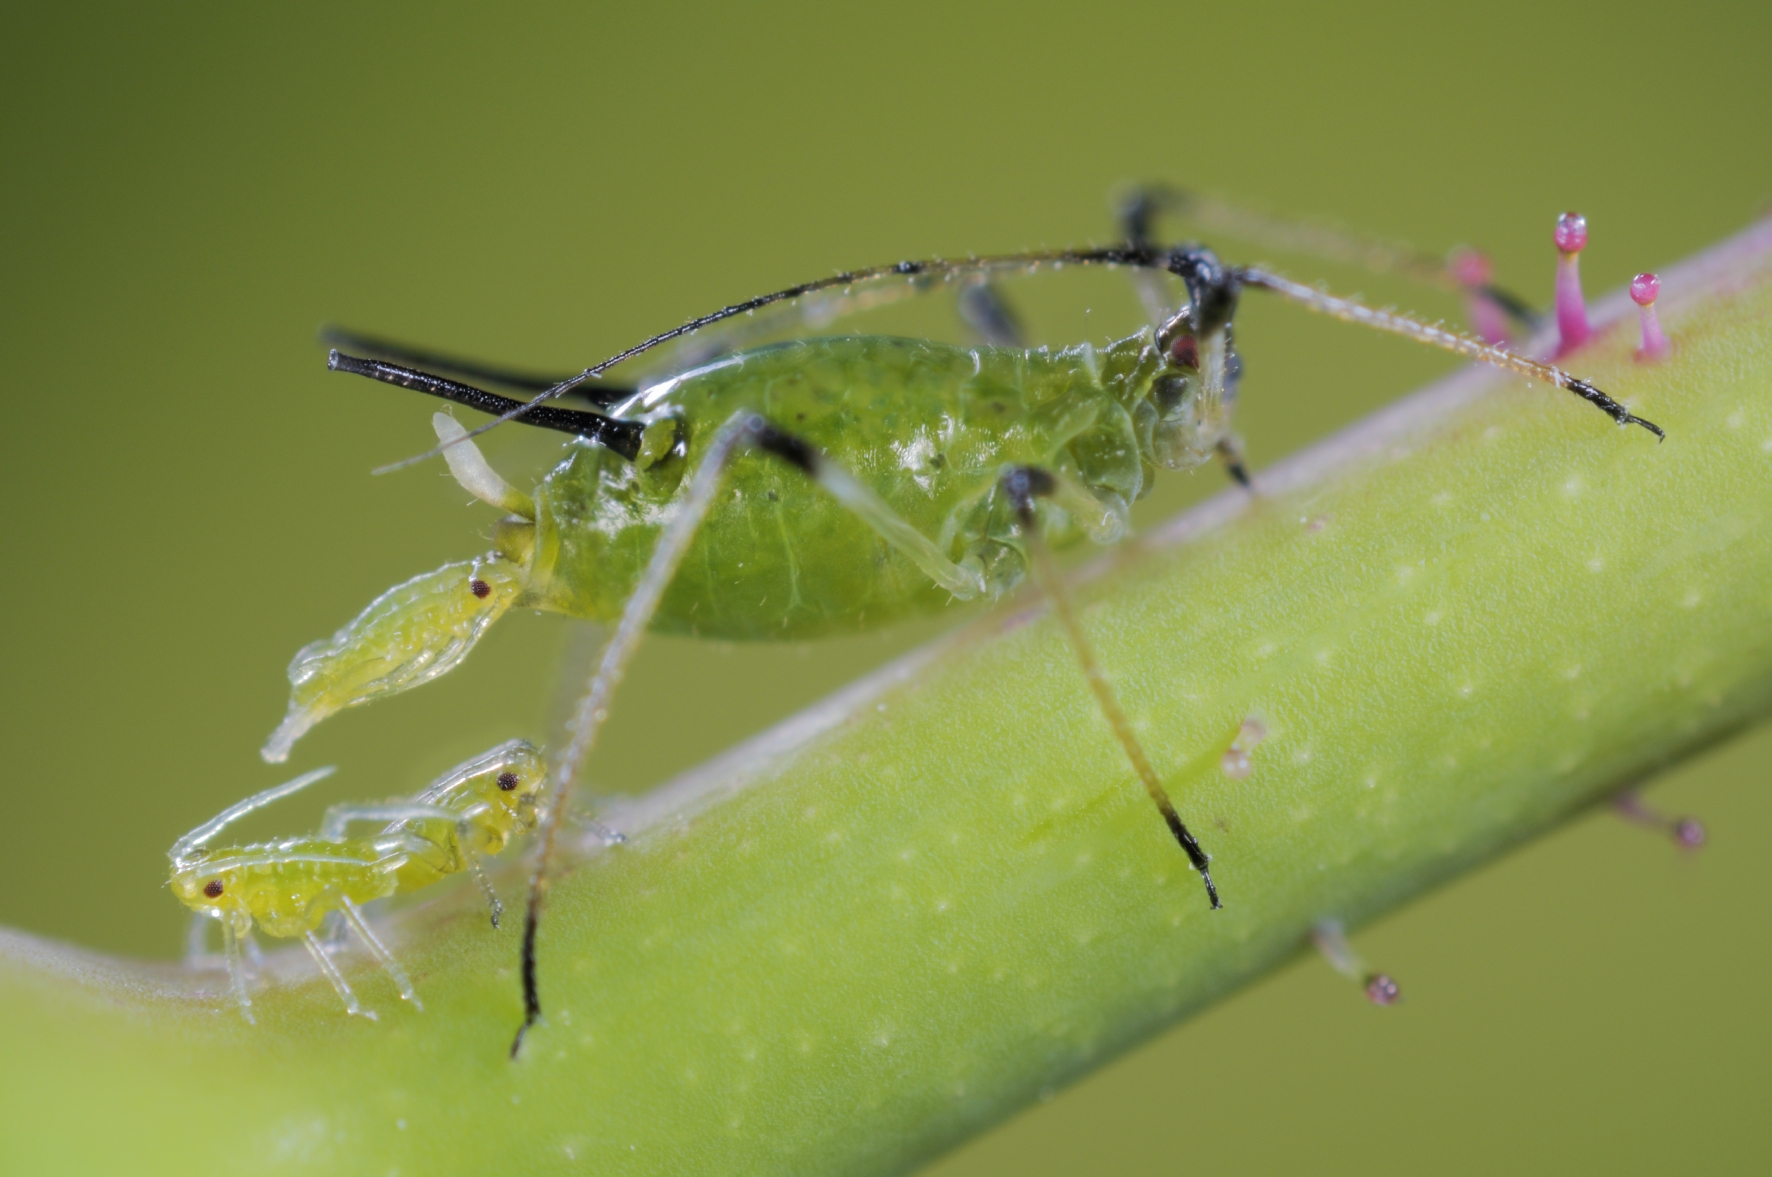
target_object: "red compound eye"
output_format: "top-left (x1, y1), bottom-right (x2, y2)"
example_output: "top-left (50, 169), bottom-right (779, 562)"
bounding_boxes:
top-left (203, 880), bottom-right (224, 899)
top-left (497, 771), bottom-right (519, 791)
top-left (470, 579), bottom-right (492, 599)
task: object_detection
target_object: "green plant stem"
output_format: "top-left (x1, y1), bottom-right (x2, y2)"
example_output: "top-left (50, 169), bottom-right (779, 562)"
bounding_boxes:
top-left (5, 220), bottom-right (1771, 1177)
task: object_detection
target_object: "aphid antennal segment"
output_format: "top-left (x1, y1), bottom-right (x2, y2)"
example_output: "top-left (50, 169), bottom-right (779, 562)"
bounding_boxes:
top-left (1631, 273), bottom-right (1671, 361)
top-left (1554, 211), bottom-right (1593, 354)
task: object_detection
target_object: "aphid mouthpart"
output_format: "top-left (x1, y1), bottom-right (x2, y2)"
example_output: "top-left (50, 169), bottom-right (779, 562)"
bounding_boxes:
top-left (1631, 272), bottom-right (1671, 361)
top-left (1555, 211), bottom-right (1593, 353)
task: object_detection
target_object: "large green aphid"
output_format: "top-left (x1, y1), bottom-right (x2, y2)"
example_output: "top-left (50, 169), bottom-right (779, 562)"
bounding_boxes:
top-left (261, 198), bottom-right (1663, 1051)
top-left (170, 739), bottom-right (548, 1022)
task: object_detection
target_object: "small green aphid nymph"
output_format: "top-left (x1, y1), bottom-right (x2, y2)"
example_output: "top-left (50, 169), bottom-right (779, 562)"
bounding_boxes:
top-left (169, 740), bottom-right (548, 1022)
top-left (261, 191), bottom-right (1663, 1052)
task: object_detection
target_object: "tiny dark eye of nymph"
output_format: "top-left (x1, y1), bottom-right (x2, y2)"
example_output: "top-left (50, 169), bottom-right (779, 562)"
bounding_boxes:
top-left (497, 772), bottom-right (519, 791)
top-left (470, 579), bottom-right (492, 600)
top-left (203, 880), bottom-right (224, 898)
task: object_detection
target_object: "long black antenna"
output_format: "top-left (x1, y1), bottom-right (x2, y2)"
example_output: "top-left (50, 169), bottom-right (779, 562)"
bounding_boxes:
top-left (329, 351), bottom-right (645, 460)
top-left (320, 326), bottom-right (634, 406)
top-left (360, 240), bottom-right (1659, 474)
top-left (370, 246), bottom-right (1164, 474)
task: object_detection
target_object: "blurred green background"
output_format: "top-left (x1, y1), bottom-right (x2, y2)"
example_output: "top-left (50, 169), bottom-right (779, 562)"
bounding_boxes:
top-left (2, 1), bottom-right (1768, 1172)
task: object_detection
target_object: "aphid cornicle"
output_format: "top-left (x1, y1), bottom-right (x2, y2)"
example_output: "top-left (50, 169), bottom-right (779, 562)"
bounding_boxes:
top-left (170, 740), bottom-right (546, 1021)
top-left (259, 191), bottom-right (1661, 1052)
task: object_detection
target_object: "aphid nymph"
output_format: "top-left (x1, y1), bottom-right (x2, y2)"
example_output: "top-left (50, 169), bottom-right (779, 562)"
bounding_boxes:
top-left (170, 740), bottom-right (546, 1021)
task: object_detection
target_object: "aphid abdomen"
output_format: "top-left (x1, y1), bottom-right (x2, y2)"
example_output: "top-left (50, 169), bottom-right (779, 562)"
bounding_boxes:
top-left (530, 335), bottom-right (1158, 638)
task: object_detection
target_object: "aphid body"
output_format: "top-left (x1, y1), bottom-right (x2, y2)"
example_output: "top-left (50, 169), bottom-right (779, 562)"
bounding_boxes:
top-left (256, 197), bottom-right (1662, 1051)
top-left (170, 739), bottom-right (546, 1019)
top-left (266, 316), bottom-right (1237, 759)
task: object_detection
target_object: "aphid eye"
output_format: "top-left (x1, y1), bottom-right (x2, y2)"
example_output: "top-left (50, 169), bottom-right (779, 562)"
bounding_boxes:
top-left (1168, 334), bottom-right (1199, 369)
top-left (202, 880), bottom-right (224, 899)
top-left (497, 771), bottom-right (519, 791)
top-left (470, 579), bottom-right (492, 600)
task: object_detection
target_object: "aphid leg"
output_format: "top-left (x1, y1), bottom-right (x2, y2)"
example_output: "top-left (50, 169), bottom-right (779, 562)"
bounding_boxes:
top-left (317, 801), bottom-right (455, 841)
top-left (1613, 789), bottom-right (1706, 850)
top-left (957, 282), bottom-right (1027, 348)
top-left (1119, 183), bottom-right (1542, 334)
top-left (302, 930), bottom-right (374, 1019)
top-left (1215, 436), bottom-right (1252, 489)
top-left (338, 897), bottom-right (422, 1010)
top-left (220, 917), bottom-right (256, 1024)
top-left (513, 412), bottom-right (987, 1055)
top-left (514, 413), bottom-right (758, 1055)
top-left (1000, 465), bottom-right (1221, 910)
top-left (1236, 268), bottom-right (1666, 440)
top-left (463, 852), bottom-right (503, 929)
top-left (1310, 919), bottom-right (1400, 1006)
top-left (185, 913), bottom-right (216, 968)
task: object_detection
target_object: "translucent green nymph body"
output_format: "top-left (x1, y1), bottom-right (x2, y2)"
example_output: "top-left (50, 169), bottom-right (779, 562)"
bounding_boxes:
top-left (264, 328), bottom-right (1222, 760)
top-left (170, 741), bottom-right (547, 1019)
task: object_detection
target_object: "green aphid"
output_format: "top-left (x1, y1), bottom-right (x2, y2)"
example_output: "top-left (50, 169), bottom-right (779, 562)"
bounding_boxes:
top-left (170, 740), bottom-right (547, 1021)
top-left (256, 192), bottom-right (1659, 1051)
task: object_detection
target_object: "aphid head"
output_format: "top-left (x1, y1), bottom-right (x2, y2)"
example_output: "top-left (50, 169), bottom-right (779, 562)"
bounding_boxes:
top-left (1139, 246), bottom-right (1244, 472)
top-left (168, 855), bottom-right (250, 921)
top-left (470, 739), bottom-right (549, 827)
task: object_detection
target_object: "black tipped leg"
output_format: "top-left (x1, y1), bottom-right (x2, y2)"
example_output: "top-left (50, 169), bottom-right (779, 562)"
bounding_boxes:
top-left (1215, 438), bottom-right (1252, 490)
top-left (1155, 796), bottom-right (1221, 909)
top-left (1002, 464), bottom-right (1222, 913)
top-left (510, 909), bottom-right (542, 1059)
top-left (1565, 376), bottom-right (1665, 440)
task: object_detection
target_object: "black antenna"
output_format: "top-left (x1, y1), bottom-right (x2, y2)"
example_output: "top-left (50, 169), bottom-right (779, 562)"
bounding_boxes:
top-left (329, 351), bottom-right (645, 461)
